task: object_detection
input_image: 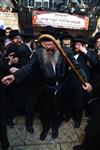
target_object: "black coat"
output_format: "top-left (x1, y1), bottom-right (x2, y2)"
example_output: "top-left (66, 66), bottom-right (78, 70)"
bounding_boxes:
top-left (8, 43), bottom-right (39, 121)
top-left (13, 46), bottom-right (88, 128)
top-left (8, 43), bottom-right (42, 126)
top-left (68, 50), bottom-right (98, 108)
top-left (89, 49), bottom-right (100, 99)
top-left (17, 43), bottom-right (33, 67)
top-left (5, 42), bottom-right (18, 56)
top-left (14, 47), bottom-right (88, 89)
top-left (5, 42), bottom-right (20, 68)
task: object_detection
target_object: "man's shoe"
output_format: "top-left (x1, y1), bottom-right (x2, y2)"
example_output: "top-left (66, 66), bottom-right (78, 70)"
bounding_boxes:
top-left (74, 121), bottom-right (80, 129)
top-left (73, 145), bottom-right (84, 150)
top-left (7, 119), bottom-right (14, 128)
top-left (26, 125), bottom-right (34, 134)
top-left (40, 130), bottom-right (48, 141)
top-left (52, 129), bottom-right (58, 139)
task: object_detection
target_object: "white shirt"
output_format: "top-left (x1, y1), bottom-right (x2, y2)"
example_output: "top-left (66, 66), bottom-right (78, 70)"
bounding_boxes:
top-left (74, 54), bottom-right (80, 60)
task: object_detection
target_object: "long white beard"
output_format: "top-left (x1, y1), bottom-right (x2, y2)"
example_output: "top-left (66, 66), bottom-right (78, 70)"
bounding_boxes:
top-left (42, 48), bottom-right (60, 64)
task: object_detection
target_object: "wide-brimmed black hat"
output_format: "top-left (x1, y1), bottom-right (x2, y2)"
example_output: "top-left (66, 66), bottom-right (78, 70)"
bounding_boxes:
top-left (74, 34), bottom-right (88, 44)
top-left (40, 26), bottom-right (58, 40)
top-left (20, 27), bottom-right (34, 37)
top-left (9, 30), bottom-right (20, 39)
top-left (93, 32), bottom-right (100, 43)
top-left (0, 29), bottom-right (5, 40)
top-left (59, 32), bottom-right (73, 41)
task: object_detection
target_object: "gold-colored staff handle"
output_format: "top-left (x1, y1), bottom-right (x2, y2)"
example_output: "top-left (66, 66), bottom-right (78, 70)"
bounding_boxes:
top-left (39, 34), bottom-right (86, 86)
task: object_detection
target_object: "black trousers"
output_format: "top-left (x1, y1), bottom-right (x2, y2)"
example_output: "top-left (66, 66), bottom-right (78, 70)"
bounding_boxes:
top-left (39, 89), bottom-right (60, 130)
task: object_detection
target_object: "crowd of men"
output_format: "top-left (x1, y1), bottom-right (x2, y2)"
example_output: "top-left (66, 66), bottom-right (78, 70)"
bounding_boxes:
top-left (0, 26), bottom-right (100, 150)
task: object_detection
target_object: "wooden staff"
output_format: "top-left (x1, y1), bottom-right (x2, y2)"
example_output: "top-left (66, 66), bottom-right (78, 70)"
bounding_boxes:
top-left (38, 34), bottom-right (86, 86)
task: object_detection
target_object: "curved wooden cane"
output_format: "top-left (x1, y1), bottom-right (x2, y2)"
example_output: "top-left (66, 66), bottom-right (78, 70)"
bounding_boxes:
top-left (38, 34), bottom-right (86, 86)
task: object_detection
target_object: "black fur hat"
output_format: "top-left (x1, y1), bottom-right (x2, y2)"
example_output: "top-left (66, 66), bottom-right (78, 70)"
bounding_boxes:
top-left (74, 34), bottom-right (88, 44)
top-left (40, 26), bottom-right (58, 40)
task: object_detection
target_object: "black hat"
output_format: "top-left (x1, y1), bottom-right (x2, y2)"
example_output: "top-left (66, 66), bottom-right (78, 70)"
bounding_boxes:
top-left (40, 26), bottom-right (58, 40)
top-left (0, 29), bottom-right (5, 40)
top-left (59, 32), bottom-right (73, 41)
top-left (20, 27), bottom-right (34, 37)
top-left (94, 32), bottom-right (100, 43)
top-left (74, 34), bottom-right (88, 44)
top-left (9, 30), bottom-right (20, 39)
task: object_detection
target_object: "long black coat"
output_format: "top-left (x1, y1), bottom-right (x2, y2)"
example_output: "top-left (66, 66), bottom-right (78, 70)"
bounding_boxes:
top-left (68, 50), bottom-right (98, 108)
top-left (13, 46), bottom-right (88, 128)
top-left (8, 43), bottom-right (39, 122)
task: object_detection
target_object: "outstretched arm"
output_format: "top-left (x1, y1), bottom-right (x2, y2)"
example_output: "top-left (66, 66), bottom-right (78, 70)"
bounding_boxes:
top-left (2, 52), bottom-right (39, 85)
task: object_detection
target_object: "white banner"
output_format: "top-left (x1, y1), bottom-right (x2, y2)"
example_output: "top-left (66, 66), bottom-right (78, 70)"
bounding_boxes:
top-left (32, 11), bottom-right (89, 30)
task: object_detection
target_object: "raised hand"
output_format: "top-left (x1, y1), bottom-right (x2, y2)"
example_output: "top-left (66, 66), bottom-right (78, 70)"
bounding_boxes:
top-left (1, 75), bottom-right (15, 86)
top-left (8, 52), bottom-right (19, 65)
top-left (79, 45), bottom-right (87, 54)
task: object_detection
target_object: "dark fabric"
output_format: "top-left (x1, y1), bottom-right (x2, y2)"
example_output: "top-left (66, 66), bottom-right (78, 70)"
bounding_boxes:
top-left (83, 101), bottom-right (100, 150)
top-left (8, 43), bottom-right (40, 126)
top-left (68, 50), bottom-right (98, 108)
top-left (90, 55), bottom-right (100, 99)
top-left (5, 42), bottom-right (21, 69)
top-left (17, 43), bottom-right (32, 67)
top-left (13, 46), bottom-right (89, 130)
top-left (0, 54), bottom-right (9, 148)
top-left (14, 47), bottom-right (88, 84)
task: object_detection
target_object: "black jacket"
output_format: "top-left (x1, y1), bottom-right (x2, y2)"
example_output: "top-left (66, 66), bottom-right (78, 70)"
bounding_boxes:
top-left (68, 49), bottom-right (98, 107)
top-left (17, 43), bottom-right (33, 67)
